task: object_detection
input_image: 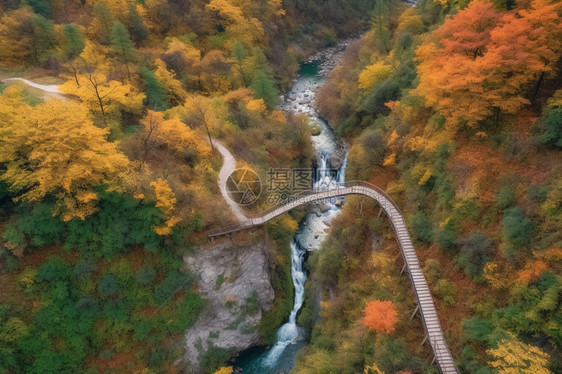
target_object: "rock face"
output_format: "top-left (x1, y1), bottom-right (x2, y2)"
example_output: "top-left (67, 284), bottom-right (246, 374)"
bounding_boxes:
top-left (183, 239), bottom-right (275, 372)
top-left (327, 152), bottom-right (344, 170)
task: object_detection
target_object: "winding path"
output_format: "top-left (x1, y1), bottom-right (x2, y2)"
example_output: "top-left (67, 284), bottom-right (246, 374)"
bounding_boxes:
top-left (11, 76), bottom-right (458, 372)
top-left (213, 139), bottom-right (248, 221)
top-left (209, 181), bottom-right (460, 374)
top-left (4, 78), bottom-right (246, 223)
top-left (3, 78), bottom-right (61, 93)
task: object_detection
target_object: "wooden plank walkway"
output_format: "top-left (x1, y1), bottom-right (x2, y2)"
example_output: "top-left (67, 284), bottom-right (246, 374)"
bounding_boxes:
top-left (208, 181), bottom-right (459, 374)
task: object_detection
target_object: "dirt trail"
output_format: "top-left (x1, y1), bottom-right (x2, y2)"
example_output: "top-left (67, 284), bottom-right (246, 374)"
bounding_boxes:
top-left (213, 139), bottom-right (248, 221)
top-left (3, 77), bottom-right (64, 100)
top-left (4, 78), bottom-right (61, 93)
top-left (9, 77), bottom-right (246, 221)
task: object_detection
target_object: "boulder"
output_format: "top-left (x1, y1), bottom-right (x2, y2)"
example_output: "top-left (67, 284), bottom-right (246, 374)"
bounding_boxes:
top-left (327, 153), bottom-right (344, 170)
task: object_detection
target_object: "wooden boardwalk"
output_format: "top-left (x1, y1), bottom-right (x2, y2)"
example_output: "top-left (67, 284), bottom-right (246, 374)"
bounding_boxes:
top-left (209, 181), bottom-right (459, 374)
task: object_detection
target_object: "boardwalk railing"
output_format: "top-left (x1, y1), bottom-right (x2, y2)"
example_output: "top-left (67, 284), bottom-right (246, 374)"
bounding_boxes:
top-left (208, 181), bottom-right (460, 374)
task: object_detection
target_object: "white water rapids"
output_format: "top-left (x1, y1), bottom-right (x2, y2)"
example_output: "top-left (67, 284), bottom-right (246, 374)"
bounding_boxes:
top-left (235, 40), bottom-right (351, 373)
top-left (260, 154), bottom-right (347, 369)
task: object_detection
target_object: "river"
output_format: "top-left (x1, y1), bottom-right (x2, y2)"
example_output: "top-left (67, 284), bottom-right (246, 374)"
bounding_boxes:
top-left (233, 39), bottom-right (352, 373)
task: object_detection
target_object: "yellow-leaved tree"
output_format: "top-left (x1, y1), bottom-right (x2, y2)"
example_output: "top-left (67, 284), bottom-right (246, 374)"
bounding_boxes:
top-left (205, 0), bottom-right (265, 49)
top-left (0, 8), bottom-right (34, 67)
top-left (154, 58), bottom-right (189, 106)
top-left (140, 110), bottom-right (212, 157)
top-left (358, 61), bottom-right (393, 91)
top-left (487, 332), bottom-right (552, 374)
top-left (0, 88), bottom-right (129, 221)
top-left (150, 178), bottom-right (180, 235)
top-left (213, 367), bottom-right (233, 374)
top-left (59, 71), bottom-right (144, 126)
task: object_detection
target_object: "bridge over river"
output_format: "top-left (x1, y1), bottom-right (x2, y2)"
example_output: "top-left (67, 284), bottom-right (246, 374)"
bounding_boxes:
top-left (209, 181), bottom-right (460, 374)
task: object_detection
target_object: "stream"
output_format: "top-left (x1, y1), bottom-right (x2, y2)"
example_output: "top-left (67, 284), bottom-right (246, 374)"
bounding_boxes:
top-left (233, 39), bottom-right (352, 373)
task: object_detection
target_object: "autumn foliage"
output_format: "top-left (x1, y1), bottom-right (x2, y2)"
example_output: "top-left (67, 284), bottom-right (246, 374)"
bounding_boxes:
top-left (0, 86), bottom-right (129, 221)
top-left (487, 333), bottom-right (552, 373)
top-left (414, 0), bottom-right (562, 127)
top-left (362, 300), bottom-right (398, 334)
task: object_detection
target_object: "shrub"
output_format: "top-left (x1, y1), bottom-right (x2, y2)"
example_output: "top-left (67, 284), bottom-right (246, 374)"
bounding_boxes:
top-left (411, 211), bottom-right (433, 244)
top-left (538, 108), bottom-right (562, 148)
top-left (199, 345), bottom-right (232, 374)
top-left (435, 279), bottom-right (457, 307)
top-left (455, 232), bottom-right (494, 281)
top-left (436, 221), bottom-right (457, 252)
top-left (502, 207), bottom-right (533, 253)
top-left (135, 267), bottom-right (157, 286)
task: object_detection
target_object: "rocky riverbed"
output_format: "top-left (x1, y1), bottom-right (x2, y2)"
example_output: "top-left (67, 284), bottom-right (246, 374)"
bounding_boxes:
top-left (183, 36), bottom-right (356, 373)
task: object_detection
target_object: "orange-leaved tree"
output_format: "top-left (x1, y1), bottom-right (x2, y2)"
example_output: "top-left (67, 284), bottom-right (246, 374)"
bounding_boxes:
top-left (414, 0), bottom-right (562, 127)
top-left (413, 0), bottom-right (500, 127)
top-left (363, 300), bottom-right (398, 334)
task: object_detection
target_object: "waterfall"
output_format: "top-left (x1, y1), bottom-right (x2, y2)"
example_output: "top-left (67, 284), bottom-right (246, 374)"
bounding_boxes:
top-left (261, 240), bottom-right (307, 366)
top-left (235, 38), bottom-right (351, 373)
top-left (258, 148), bottom-right (348, 369)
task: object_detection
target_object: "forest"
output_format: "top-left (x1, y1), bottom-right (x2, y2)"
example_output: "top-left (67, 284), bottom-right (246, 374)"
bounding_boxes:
top-left (0, 0), bottom-right (560, 373)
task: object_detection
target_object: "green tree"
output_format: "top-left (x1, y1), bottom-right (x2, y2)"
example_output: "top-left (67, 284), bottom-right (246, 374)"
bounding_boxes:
top-left (32, 16), bottom-right (56, 64)
top-left (250, 71), bottom-right (278, 110)
top-left (455, 232), bottom-right (494, 281)
top-left (502, 207), bottom-right (533, 255)
top-left (142, 67), bottom-right (168, 111)
top-left (27, 0), bottom-right (51, 17)
top-left (371, 0), bottom-right (390, 52)
top-left (94, 4), bottom-right (114, 45)
top-left (538, 108), bottom-right (562, 148)
top-left (411, 210), bottom-right (433, 244)
top-left (110, 21), bottom-right (135, 78)
top-left (232, 40), bottom-right (249, 86)
top-left (127, 2), bottom-right (148, 43)
top-left (62, 23), bottom-right (85, 60)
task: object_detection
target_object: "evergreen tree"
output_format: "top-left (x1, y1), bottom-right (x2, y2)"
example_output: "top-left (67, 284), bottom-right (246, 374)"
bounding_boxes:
top-left (27, 0), bottom-right (51, 17)
top-left (142, 67), bottom-right (169, 111)
top-left (62, 23), bottom-right (85, 60)
top-left (110, 21), bottom-right (135, 79)
top-left (32, 16), bottom-right (56, 64)
top-left (94, 4), bottom-right (114, 45)
top-left (127, 3), bottom-right (148, 44)
top-left (232, 41), bottom-right (249, 86)
top-left (250, 71), bottom-right (278, 110)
